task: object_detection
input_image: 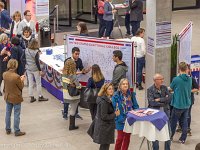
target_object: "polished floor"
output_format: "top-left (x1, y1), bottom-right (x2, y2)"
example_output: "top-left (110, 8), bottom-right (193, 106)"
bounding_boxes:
top-left (0, 9), bottom-right (200, 150)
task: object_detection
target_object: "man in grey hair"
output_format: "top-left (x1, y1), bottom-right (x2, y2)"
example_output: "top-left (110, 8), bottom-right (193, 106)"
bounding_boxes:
top-left (147, 73), bottom-right (171, 150)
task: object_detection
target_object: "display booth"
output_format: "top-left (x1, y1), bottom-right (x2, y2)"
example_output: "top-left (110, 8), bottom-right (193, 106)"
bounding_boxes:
top-left (39, 35), bottom-right (135, 107)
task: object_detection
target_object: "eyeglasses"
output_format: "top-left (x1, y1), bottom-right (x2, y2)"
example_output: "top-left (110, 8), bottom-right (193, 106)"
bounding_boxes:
top-left (155, 78), bottom-right (164, 80)
top-left (26, 15), bottom-right (32, 16)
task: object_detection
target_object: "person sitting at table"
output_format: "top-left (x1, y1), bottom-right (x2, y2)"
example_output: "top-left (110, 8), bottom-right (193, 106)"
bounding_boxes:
top-left (63, 47), bottom-right (91, 120)
top-left (62, 59), bottom-right (82, 130)
top-left (76, 22), bottom-right (89, 36)
top-left (86, 64), bottom-right (105, 120)
top-left (87, 83), bottom-right (115, 150)
top-left (25, 39), bottom-right (48, 103)
top-left (103, 0), bottom-right (117, 39)
top-left (147, 73), bottom-right (171, 150)
top-left (112, 78), bottom-right (139, 150)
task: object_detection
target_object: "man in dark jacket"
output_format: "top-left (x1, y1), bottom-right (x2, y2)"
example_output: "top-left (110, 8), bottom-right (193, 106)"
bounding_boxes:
top-left (147, 73), bottom-right (171, 150)
top-left (0, 2), bottom-right (12, 34)
top-left (112, 50), bottom-right (128, 91)
top-left (129, 0), bottom-right (143, 36)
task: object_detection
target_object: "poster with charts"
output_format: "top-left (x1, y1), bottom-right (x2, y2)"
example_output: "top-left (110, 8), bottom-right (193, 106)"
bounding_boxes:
top-left (36, 0), bottom-right (49, 16)
top-left (178, 22), bottom-right (193, 64)
top-left (66, 35), bottom-right (134, 86)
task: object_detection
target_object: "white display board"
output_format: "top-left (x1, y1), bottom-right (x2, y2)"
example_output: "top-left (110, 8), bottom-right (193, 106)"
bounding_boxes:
top-left (178, 22), bottom-right (193, 64)
top-left (66, 35), bottom-right (134, 86)
top-left (36, 0), bottom-right (49, 16)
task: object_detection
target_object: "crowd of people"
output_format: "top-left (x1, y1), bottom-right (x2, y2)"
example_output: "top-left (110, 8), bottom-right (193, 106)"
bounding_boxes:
top-left (0, 1), bottom-right (49, 136)
top-left (0, 1), bottom-right (199, 150)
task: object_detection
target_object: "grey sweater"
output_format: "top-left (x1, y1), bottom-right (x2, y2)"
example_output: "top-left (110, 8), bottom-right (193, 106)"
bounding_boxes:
top-left (25, 48), bottom-right (41, 72)
top-left (17, 19), bottom-right (36, 36)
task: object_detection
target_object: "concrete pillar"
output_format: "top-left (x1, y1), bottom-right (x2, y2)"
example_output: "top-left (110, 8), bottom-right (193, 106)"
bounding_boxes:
top-left (145, 0), bottom-right (172, 100)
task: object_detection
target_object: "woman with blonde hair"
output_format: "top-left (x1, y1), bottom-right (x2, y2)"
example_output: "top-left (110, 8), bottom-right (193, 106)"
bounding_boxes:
top-left (112, 78), bottom-right (139, 150)
top-left (62, 59), bottom-right (82, 130)
top-left (88, 83), bottom-right (115, 150)
top-left (2, 11), bottom-right (22, 38)
top-left (25, 39), bottom-right (48, 103)
top-left (86, 64), bottom-right (105, 120)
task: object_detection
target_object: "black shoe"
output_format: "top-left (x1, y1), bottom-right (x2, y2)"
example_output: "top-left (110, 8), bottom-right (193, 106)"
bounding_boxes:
top-left (0, 91), bottom-right (2, 96)
top-left (38, 96), bottom-right (48, 101)
top-left (75, 114), bottom-right (83, 120)
top-left (15, 131), bottom-right (26, 136)
top-left (6, 130), bottom-right (11, 135)
top-left (30, 96), bottom-right (36, 103)
top-left (138, 85), bottom-right (144, 90)
top-left (62, 110), bottom-right (68, 120)
top-left (69, 116), bottom-right (79, 130)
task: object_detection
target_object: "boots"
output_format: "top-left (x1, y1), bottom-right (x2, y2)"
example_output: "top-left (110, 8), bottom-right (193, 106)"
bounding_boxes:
top-left (69, 115), bottom-right (79, 130)
top-left (30, 96), bottom-right (36, 103)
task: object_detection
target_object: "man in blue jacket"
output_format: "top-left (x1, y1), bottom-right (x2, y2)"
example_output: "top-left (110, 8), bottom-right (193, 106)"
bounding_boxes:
top-left (0, 2), bottom-right (12, 34)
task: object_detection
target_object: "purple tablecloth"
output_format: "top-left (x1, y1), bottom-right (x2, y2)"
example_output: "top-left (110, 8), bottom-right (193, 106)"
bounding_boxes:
top-left (127, 109), bottom-right (168, 131)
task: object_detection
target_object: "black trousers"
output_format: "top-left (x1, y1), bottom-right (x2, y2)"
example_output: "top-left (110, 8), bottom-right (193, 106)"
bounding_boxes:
top-left (99, 144), bottom-right (110, 150)
top-left (88, 103), bottom-right (97, 120)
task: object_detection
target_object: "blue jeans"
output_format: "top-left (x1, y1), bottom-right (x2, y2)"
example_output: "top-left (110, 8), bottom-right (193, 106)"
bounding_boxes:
top-left (136, 57), bottom-right (145, 85)
top-left (171, 108), bottom-right (189, 141)
top-left (130, 21), bottom-right (141, 36)
top-left (125, 13), bottom-right (130, 35)
top-left (152, 140), bottom-right (171, 150)
top-left (5, 102), bottom-right (21, 133)
top-left (105, 20), bottom-right (113, 37)
top-left (98, 14), bottom-right (106, 37)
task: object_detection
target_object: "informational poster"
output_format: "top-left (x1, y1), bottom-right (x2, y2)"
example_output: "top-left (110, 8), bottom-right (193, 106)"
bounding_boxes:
top-left (147, 36), bottom-right (154, 56)
top-left (66, 35), bottom-right (134, 86)
top-left (178, 22), bottom-right (193, 64)
top-left (36, 0), bottom-right (49, 16)
top-left (156, 21), bottom-right (172, 48)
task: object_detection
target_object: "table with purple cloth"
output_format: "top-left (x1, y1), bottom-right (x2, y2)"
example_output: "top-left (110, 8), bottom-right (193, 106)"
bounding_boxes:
top-left (123, 109), bottom-right (170, 141)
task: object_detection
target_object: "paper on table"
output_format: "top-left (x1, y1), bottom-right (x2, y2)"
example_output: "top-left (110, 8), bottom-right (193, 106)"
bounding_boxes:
top-left (143, 108), bottom-right (159, 115)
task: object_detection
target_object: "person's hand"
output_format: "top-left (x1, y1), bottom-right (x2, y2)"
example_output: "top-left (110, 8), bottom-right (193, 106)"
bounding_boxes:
top-left (112, 9), bottom-right (117, 14)
top-left (1, 47), bottom-right (7, 55)
top-left (1, 28), bottom-right (6, 32)
top-left (115, 109), bottom-right (120, 116)
top-left (84, 67), bottom-right (92, 74)
top-left (39, 71), bottom-right (43, 76)
top-left (20, 75), bottom-right (26, 82)
top-left (155, 98), bottom-right (160, 102)
top-left (3, 56), bottom-right (8, 62)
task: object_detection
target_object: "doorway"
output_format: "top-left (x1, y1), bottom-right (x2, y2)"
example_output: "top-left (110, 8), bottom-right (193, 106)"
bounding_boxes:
top-left (72, 0), bottom-right (97, 23)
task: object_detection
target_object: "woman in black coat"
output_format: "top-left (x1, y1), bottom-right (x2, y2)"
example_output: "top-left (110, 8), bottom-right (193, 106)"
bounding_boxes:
top-left (88, 83), bottom-right (115, 150)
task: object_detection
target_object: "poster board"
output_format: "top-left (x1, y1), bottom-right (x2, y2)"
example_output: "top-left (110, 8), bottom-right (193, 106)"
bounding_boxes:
top-left (66, 35), bottom-right (134, 87)
top-left (178, 22), bottom-right (193, 64)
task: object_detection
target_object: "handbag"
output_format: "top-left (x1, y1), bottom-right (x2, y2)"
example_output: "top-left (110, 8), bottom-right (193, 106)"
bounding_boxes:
top-left (67, 82), bottom-right (80, 97)
top-left (84, 81), bottom-right (100, 103)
